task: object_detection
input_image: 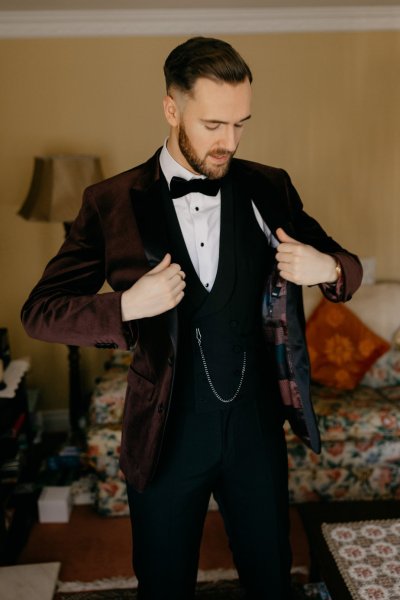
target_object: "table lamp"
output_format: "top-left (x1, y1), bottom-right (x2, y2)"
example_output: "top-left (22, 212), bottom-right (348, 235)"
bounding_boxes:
top-left (18, 154), bottom-right (103, 433)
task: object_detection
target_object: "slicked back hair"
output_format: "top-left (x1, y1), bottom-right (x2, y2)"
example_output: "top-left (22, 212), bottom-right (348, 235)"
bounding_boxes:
top-left (163, 36), bottom-right (253, 94)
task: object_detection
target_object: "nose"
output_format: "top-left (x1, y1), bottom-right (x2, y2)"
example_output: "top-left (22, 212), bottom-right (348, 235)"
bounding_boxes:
top-left (220, 126), bottom-right (238, 153)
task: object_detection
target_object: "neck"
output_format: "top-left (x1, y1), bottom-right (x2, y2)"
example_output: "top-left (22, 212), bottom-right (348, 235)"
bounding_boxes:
top-left (166, 134), bottom-right (199, 176)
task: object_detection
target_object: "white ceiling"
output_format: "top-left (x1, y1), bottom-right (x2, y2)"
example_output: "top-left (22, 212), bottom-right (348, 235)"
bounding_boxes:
top-left (1, 0), bottom-right (400, 9)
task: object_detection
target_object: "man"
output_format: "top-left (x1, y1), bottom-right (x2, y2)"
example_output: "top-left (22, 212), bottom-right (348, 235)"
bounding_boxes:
top-left (22, 37), bottom-right (362, 599)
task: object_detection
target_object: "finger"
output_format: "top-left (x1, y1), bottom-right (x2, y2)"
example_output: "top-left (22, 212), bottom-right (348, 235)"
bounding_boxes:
top-left (276, 227), bottom-right (298, 245)
top-left (175, 290), bottom-right (185, 305)
top-left (276, 242), bottom-right (296, 255)
top-left (168, 288), bottom-right (185, 310)
top-left (164, 263), bottom-right (183, 279)
top-left (172, 269), bottom-right (186, 280)
top-left (170, 275), bottom-right (186, 292)
top-left (276, 251), bottom-right (294, 263)
top-left (277, 262), bottom-right (294, 274)
top-left (278, 270), bottom-right (298, 284)
top-left (150, 253), bottom-right (171, 274)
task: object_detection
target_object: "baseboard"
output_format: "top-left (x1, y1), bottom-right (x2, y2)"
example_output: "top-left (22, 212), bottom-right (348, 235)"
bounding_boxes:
top-left (41, 409), bottom-right (70, 433)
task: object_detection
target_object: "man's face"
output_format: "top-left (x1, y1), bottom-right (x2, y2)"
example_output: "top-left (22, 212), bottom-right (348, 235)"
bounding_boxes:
top-left (164, 77), bottom-right (252, 180)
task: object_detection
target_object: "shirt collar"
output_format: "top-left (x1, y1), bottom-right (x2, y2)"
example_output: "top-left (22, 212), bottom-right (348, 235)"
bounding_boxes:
top-left (159, 139), bottom-right (205, 188)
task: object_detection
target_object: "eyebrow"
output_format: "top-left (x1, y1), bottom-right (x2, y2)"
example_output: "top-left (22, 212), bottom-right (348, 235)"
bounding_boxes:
top-left (201, 115), bottom-right (252, 125)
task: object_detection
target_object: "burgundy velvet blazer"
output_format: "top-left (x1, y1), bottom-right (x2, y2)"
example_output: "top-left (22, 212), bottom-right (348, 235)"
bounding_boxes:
top-left (21, 149), bottom-right (362, 491)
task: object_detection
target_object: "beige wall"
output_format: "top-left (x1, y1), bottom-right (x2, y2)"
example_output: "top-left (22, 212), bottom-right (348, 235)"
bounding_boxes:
top-left (1, 31), bottom-right (399, 411)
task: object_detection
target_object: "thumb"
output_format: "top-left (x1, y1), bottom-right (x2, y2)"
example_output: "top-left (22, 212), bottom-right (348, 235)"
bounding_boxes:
top-left (149, 253), bottom-right (171, 274)
top-left (276, 227), bottom-right (298, 244)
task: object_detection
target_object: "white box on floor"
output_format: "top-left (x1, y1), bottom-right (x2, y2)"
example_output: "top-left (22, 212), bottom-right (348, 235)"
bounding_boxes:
top-left (38, 486), bottom-right (72, 523)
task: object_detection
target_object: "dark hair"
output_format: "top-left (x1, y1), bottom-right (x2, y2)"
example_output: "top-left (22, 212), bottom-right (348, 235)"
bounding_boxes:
top-left (163, 36), bottom-right (253, 93)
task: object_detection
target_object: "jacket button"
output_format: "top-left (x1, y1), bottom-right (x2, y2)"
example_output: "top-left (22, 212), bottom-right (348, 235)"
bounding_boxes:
top-left (158, 403), bottom-right (164, 413)
top-left (230, 320), bottom-right (238, 328)
top-left (233, 344), bottom-right (242, 353)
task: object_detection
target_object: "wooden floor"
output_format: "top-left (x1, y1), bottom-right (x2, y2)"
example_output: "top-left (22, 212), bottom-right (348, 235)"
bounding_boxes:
top-left (18, 505), bottom-right (310, 583)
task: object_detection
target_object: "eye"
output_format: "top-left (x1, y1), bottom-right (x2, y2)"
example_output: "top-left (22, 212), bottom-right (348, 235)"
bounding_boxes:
top-left (204, 124), bottom-right (220, 131)
top-left (235, 123), bottom-right (245, 129)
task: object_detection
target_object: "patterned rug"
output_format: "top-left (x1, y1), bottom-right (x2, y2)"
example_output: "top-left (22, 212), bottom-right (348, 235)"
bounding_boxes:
top-left (322, 519), bottom-right (400, 600)
top-left (57, 580), bottom-right (245, 599)
top-left (56, 580), bottom-right (332, 599)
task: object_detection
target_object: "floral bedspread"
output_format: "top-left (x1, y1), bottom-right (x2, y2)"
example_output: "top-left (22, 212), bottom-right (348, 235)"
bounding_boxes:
top-left (287, 384), bottom-right (400, 503)
top-left (85, 356), bottom-right (400, 512)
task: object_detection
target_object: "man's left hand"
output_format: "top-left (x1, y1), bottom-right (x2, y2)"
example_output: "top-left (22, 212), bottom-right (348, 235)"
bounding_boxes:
top-left (275, 227), bottom-right (337, 286)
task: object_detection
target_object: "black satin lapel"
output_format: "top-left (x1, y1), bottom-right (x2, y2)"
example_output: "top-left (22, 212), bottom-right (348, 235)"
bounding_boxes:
top-left (196, 176), bottom-right (236, 319)
top-left (130, 180), bottom-right (178, 356)
top-left (232, 162), bottom-right (287, 239)
top-left (130, 180), bottom-right (169, 268)
top-left (161, 182), bottom-right (208, 312)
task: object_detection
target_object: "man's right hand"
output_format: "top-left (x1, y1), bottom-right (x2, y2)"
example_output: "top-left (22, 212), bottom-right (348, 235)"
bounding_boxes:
top-left (121, 253), bottom-right (186, 321)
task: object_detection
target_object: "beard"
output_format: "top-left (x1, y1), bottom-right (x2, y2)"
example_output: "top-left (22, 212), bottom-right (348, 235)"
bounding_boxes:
top-left (178, 123), bottom-right (235, 180)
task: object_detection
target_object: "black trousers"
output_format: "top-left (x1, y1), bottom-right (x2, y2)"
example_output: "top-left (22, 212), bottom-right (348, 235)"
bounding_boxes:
top-left (126, 396), bottom-right (292, 600)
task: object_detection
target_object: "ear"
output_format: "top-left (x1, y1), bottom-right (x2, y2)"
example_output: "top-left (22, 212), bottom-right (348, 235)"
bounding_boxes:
top-left (163, 94), bottom-right (179, 127)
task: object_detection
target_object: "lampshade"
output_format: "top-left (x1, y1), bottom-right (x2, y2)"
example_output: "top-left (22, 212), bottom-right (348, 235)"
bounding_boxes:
top-left (19, 155), bottom-right (103, 223)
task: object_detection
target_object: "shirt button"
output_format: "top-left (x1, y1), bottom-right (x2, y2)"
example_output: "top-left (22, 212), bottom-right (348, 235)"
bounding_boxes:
top-left (195, 206), bottom-right (199, 211)
top-left (200, 242), bottom-right (205, 247)
top-left (205, 283), bottom-right (209, 288)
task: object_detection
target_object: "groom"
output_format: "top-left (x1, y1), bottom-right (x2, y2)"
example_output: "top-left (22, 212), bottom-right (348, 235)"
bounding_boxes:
top-left (22, 37), bottom-right (362, 599)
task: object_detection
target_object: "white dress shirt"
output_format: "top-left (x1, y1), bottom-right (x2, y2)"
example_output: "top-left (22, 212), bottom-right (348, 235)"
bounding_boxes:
top-left (159, 141), bottom-right (277, 291)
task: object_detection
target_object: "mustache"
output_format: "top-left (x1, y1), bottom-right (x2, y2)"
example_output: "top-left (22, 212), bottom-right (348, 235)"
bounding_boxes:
top-left (208, 149), bottom-right (234, 158)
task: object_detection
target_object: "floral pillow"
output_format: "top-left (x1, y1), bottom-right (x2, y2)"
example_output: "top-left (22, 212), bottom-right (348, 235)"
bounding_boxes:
top-left (306, 298), bottom-right (390, 390)
top-left (361, 327), bottom-right (400, 388)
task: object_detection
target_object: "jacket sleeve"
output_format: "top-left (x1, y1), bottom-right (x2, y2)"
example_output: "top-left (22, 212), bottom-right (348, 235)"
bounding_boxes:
top-left (21, 187), bottom-right (137, 350)
top-left (282, 170), bottom-right (363, 303)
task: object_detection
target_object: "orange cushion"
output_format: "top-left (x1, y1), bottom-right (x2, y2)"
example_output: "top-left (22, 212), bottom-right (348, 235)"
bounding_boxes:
top-left (306, 298), bottom-right (390, 390)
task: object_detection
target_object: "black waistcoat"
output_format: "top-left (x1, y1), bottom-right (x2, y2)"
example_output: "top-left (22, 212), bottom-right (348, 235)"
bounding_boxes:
top-left (161, 175), bottom-right (275, 413)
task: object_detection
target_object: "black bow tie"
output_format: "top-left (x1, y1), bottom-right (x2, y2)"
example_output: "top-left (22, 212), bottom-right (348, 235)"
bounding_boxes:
top-left (170, 176), bottom-right (221, 199)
